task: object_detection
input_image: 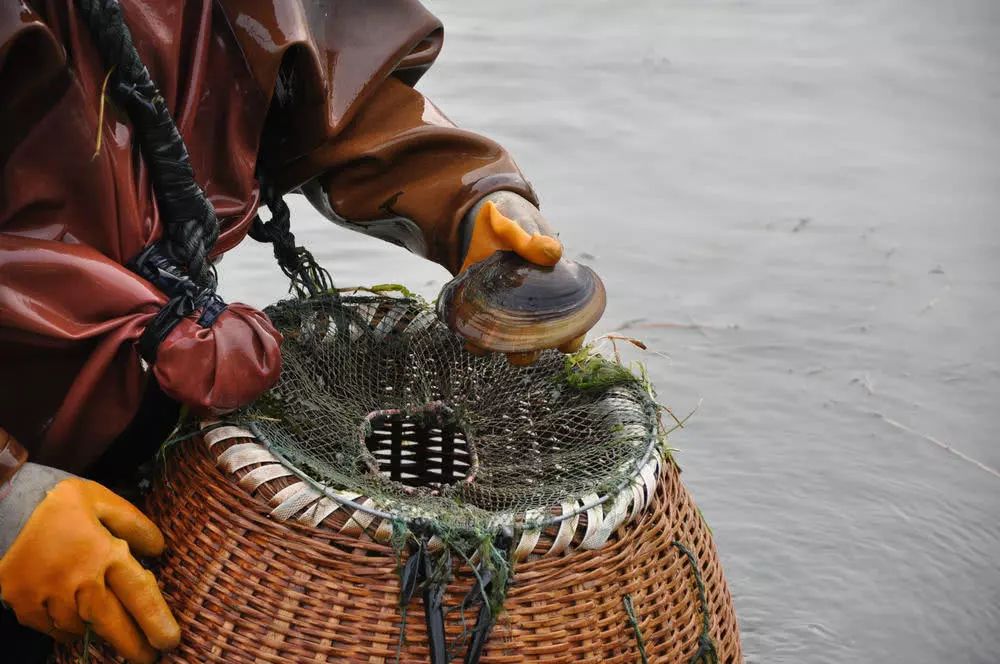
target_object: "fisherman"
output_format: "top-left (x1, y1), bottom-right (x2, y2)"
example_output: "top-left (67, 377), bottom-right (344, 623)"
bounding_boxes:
top-left (0, 1), bottom-right (595, 661)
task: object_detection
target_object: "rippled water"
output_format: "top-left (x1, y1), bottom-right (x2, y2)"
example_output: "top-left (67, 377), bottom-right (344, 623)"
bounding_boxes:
top-left (218, 1), bottom-right (1000, 661)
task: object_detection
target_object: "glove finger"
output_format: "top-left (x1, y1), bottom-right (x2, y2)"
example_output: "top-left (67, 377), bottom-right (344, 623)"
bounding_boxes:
top-left (78, 582), bottom-right (157, 664)
top-left (490, 211), bottom-right (562, 266)
top-left (90, 484), bottom-right (165, 557)
top-left (107, 555), bottom-right (181, 650)
top-left (46, 596), bottom-right (87, 635)
top-left (11, 602), bottom-right (75, 643)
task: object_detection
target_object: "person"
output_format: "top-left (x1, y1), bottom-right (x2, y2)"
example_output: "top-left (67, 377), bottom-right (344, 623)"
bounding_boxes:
top-left (0, 1), bottom-right (596, 662)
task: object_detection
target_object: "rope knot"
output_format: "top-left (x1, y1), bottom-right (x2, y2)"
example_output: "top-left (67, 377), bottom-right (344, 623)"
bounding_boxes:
top-left (129, 245), bottom-right (228, 363)
top-left (249, 184), bottom-right (334, 297)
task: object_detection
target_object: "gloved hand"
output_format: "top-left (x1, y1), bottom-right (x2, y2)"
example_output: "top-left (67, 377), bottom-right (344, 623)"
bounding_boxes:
top-left (457, 191), bottom-right (590, 364)
top-left (459, 191), bottom-right (563, 272)
top-left (0, 464), bottom-right (179, 663)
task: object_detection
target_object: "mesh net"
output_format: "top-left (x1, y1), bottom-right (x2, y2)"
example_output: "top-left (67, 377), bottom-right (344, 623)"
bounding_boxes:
top-left (231, 292), bottom-right (660, 534)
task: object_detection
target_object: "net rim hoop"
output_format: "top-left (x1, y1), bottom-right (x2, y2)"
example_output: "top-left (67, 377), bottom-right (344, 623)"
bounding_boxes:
top-left (202, 292), bottom-right (667, 556)
top-left (198, 416), bottom-right (665, 557)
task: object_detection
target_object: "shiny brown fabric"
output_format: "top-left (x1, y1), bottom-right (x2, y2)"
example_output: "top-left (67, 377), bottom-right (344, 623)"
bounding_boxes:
top-left (313, 76), bottom-right (538, 273)
top-left (0, 0), bottom-right (534, 473)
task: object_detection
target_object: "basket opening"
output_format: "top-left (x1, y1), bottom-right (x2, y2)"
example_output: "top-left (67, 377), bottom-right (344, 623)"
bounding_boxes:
top-left (363, 405), bottom-right (475, 492)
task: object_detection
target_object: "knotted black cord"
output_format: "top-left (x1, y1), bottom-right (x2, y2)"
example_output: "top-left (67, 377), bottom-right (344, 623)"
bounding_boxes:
top-left (129, 245), bottom-right (227, 362)
top-left (249, 182), bottom-right (334, 298)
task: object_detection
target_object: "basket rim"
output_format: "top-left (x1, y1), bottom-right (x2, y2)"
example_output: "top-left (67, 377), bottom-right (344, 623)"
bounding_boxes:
top-left (199, 417), bottom-right (666, 560)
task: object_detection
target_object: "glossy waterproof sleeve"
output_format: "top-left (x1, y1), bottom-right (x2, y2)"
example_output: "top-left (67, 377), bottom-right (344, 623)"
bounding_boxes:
top-left (305, 77), bottom-right (539, 274)
top-left (0, 236), bottom-right (282, 473)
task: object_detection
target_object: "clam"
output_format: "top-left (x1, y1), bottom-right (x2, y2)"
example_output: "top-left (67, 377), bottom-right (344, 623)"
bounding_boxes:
top-left (437, 251), bottom-right (606, 354)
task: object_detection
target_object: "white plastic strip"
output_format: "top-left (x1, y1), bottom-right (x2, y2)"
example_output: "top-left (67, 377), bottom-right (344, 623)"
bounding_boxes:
top-left (578, 493), bottom-right (606, 550)
top-left (513, 529), bottom-right (541, 562)
top-left (513, 508), bottom-right (545, 561)
top-left (586, 489), bottom-right (631, 549)
top-left (238, 464), bottom-right (294, 493)
top-left (268, 483), bottom-right (303, 508)
top-left (639, 457), bottom-right (660, 509)
top-left (426, 535), bottom-right (445, 554)
top-left (607, 489), bottom-right (633, 538)
top-left (628, 483), bottom-right (646, 522)
top-left (298, 492), bottom-right (363, 528)
top-left (217, 444), bottom-right (275, 473)
top-left (372, 519), bottom-right (395, 543)
top-left (340, 498), bottom-right (378, 535)
top-left (270, 483), bottom-right (323, 521)
top-left (203, 425), bottom-right (256, 448)
top-left (547, 501), bottom-right (580, 556)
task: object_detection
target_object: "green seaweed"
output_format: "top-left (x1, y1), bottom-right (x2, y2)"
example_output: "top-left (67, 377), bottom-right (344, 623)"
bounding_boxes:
top-left (560, 345), bottom-right (641, 392)
top-left (387, 520), bottom-right (515, 662)
top-left (673, 541), bottom-right (720, 664)
top-left (250, 390), bottom-right (287, 423)
top-left (77, 623), bottom-right (93, 664)
top-left (623, 594), bottom-right (649, 664)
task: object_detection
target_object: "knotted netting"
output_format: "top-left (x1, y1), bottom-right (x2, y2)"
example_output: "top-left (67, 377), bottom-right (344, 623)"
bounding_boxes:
top-left (231, 291), bottom-right (661, 535)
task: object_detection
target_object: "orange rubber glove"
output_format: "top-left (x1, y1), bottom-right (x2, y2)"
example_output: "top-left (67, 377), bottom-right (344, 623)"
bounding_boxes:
top-left (460, 197), bottom-right (563, 273)
top-left (459, 192), bottom-right (587, 364)
top-left (0, 475), bottom-right (180, 663)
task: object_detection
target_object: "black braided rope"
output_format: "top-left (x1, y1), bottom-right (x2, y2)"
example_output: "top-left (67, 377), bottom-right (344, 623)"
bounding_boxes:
top-left (250, 183), bottom-right (334, 297)
top-left (75, 0), bottom-right (230, 361)
top-left (77, 0), bottom-right (219, 288)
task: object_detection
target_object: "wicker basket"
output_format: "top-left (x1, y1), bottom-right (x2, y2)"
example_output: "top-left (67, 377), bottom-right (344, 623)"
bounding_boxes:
top-left (55, 422), bottom-right (742, 663)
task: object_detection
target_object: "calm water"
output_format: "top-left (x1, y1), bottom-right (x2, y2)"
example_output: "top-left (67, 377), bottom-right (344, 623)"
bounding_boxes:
top-left (219, 1), bottom-right (1000, 661)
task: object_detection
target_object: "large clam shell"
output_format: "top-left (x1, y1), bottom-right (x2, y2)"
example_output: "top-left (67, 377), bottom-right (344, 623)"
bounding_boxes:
top-left (437, 251), bottom-right (606, 353)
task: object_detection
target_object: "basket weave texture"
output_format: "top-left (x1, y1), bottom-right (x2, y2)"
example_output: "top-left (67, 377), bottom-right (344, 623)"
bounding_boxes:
top-left (57, 434), bottom-right (742, 663)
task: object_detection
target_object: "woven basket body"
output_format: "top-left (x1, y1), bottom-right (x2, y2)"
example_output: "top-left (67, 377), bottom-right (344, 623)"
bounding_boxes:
top-left (56, 431), bottom-right (742, 663)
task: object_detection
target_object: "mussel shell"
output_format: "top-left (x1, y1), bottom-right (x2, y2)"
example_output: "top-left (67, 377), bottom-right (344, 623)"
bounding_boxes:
top-left (437, 251), bottom-right (606, 353)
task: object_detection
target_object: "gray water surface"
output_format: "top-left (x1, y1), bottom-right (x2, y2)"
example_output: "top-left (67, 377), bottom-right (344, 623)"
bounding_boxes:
top-left (219, 1), bottom-right (1000, 661)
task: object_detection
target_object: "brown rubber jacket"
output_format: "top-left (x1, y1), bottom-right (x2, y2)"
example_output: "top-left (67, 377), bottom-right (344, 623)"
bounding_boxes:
top-left (0, 0), bottom-right (537, 474)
